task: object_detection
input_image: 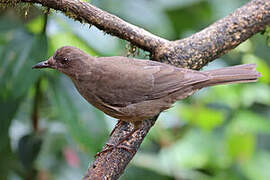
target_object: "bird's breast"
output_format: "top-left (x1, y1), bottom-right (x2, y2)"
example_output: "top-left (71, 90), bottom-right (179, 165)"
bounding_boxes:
top-left (72, 78), bottom-right (127, 119)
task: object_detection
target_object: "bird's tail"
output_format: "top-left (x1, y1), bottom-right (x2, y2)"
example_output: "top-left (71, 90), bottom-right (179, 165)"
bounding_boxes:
top-left (194, 64), bottom-right (261, 89)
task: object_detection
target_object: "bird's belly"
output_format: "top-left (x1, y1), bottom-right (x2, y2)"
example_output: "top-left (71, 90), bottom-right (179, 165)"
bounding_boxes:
top-left (80, 91), bottom-right (158, 122)
top-left (76, 86), bottom-right (134, 121)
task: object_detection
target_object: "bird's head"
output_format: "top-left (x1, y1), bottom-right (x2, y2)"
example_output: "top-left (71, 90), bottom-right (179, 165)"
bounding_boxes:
top-left (32, 46), bottom-right (91, 77)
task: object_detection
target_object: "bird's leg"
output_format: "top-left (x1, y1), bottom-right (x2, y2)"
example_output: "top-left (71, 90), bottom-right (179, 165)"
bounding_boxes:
top-left (109, 120), bottom-right (124, 137)
top-left (95, 121), bottom-right (141, 158)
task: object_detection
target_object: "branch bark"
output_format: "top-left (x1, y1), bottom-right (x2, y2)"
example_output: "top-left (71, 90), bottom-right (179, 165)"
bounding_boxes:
top-left (7, 0), bottom-right (270, 179)
top-left (159, 0), bottom-right (270, 69)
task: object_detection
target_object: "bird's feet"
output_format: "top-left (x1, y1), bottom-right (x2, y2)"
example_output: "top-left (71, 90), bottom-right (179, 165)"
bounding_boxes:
top-left (95, 126), bottom-right (139, 158)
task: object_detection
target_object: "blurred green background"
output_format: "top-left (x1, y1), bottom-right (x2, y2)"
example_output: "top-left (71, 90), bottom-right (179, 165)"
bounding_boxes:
top-left (1, 0), bottom-right (270, 179)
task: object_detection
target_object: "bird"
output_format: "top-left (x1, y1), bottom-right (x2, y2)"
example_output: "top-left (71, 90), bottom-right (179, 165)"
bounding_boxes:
top-left (33, 46), bottom-right (260, 155)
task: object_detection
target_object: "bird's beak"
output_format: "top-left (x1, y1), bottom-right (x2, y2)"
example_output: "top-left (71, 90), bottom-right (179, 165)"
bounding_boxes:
top-left (32, 56), bottom-right (57, 69)
top-left (32, 60), bottom-right (51, 69)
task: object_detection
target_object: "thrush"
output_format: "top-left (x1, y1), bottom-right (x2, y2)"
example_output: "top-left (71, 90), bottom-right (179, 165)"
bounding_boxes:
top-left (33, 46), bottom-right (260, 155)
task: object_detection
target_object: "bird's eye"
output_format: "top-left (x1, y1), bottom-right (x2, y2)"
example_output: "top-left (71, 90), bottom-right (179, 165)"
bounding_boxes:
top-left (61, 57), bottom-right (69, 64)
top-left (53, 52), bottom-right (69, 65)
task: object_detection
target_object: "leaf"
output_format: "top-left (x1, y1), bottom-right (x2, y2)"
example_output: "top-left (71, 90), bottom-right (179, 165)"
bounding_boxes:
top-left (0, 29), bottom-right (48, 99)
top-left (226, 132), bottom-right (255, 163)
top-left (0, 16), bottom-right (22, 33)
top-left (18, 134), bottom-right (43, 170)
top-left (0, 97), bottom-right (22, 180)
top-left (139, 130), bottom-right (228, 179)
top-left (241, 151), bottom-right (270, 180)
top-left (263, 25), bottom-right (270, 47)
top-left (224, 111), bottom-right (270, 163)
top-left (229, 111), bottom-right (270, 135)
top-left (165, 1), bottom-right (212, 37)
top-left (54, 16), bottom-right (114, 56)
top-left (0, 22), bottom-right (48, 179)
top-left (242, 54), bottom-right (270, 84)
top-left (0, 97), bottom-right (22, 152)
top-left (233, 39), bottom-right (253, 53)
top-left (180, 104), bottom-right (225, 131)
top-left (26, 15), bottom-right (45, 34)
top-left (202, 85), bottom-right (243, 109)
top-left (241, 84), bottom-right (270, 106)
top-left (48, 32), bottom-right (97, 57)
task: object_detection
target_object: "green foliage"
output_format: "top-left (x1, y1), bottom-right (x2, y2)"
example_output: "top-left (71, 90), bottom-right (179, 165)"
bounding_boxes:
top-left (0, 31), bottom-right (47, 98)
top-left (181, 104), bottom-right (225, 131)
top-left (263, 25), bottom-right (270, 47)
top-left (0, 0), bottom-right (270, 180)
top-left (18, 134), bottom-right (43, 170)
top-left (0, 14), bottom-right (48, 179)
top-left (26, 16), bottom-right (45, 34)
top-left (166, 1), bottom-right (212, 37)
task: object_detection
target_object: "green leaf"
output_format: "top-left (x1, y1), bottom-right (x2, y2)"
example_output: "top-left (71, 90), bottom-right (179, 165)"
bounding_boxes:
top-left (146, 130), bottom-right (229, 179)
top-left (0, 97), bottom-right (22, 180)
top-left (0, 24), bottom-right (48, 179)
top-left (166, 1), bottom-right (212, 37)
top-left (26, 16), bottom-right (45, 34)
top-left (0, 16), bottom-right (22, 33)
top-left (0, 29), bottom-right (48, 99)
top-left (49, 32), bottom-right (97, 57)
top-left (0, 97), bottom-right (22, 152)
top-left (229, 111), bottom-right (270, 135)
top-left (233, 39), bottom-right (253, 53)
top-left (18, 134), bottom-right (43, 170)
top-left (241, 84), bottom-right (270, 106)
top-left (241, 151), bottom-right (270, 180)
top-left (202, 85), bottom-right (243, 109)
top-left (226, 132), bottom-right (255, 163)
top-left (180, 104), bottom-right (225, 131)
top-left (242, 54), bottom-right (270, 84)
top-left (263, 25), bottom-right (270, 47)
top-left (224, 111), bottom-right (269, 162)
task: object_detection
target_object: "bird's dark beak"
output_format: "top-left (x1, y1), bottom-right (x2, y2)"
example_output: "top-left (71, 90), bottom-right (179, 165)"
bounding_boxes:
top-left (32, 60), bottom-right (51, 69)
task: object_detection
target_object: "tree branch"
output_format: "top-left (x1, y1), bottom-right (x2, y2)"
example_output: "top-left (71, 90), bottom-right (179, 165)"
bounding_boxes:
top-left (17, 0), bottom-right (270, 69)
top-left (6, 0), bottom-right (270, 179)
top-left (156, 0), bottom-right (270, 69)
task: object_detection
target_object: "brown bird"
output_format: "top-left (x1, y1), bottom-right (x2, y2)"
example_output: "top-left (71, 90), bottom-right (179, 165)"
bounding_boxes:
top-left (33, 46), bottom-right (260, 155)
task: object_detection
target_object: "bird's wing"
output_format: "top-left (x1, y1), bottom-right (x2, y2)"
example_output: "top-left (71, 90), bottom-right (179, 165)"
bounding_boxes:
top-left (91, 56), bottom-right (210, 107)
